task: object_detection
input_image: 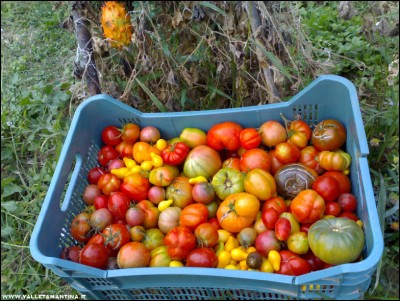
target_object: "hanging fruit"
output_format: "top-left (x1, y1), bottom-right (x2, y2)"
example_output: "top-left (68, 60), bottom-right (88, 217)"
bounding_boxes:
top-left (101, 1), bottom-right (133, 49)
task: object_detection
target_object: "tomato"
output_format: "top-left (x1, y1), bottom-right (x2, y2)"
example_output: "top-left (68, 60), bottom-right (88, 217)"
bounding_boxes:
top-left (117, 242), bottom-right (151, 268)
top-left (102, 223), bottom-right (131, 251)
top-left (97, 173), bottom-right (121, 196)
top-left (261, 207), bottom-right (280, 230)
top-left (323, 171), bottom-right (351, 195)
top-left (290, 189), bottom-right (325, 224)
top-left (275, 217), bottom-right (291, 241)
top-left (125, 206), bottom-right (145, 227)
top-left (158, 206), bottom-right (181, 234)
top-left (161, 142), bottom-right (190, 165)
top-left (136, 200), bottom-right (160, 229)
top-left (90, 208), bottom-right (114, 231)
top-left (98, 145), bottom-right (119, 167)
top-left (70, 212), bottom-right (93, 243)
top-left (269, 149), bottom-right (285, 175)
top-left (299, 146), bottom-right (324, 175)
top-left (183, 145), bottom-right (222, 179)
top-left (255, 230), bottom-right (281, 257)
top-left (278, 250), bottom-right (311, 276)
top-left (194, 223), bottom-right (219, 248)
top-left (222, 157), bottom-right (241, 171)
top-left (240, 148), bottom-right (271, 173)
top-left (192, 182), bottom-right (215, 204)
top-left (207, 121), bottom-right (243, 151)
top-left (308, 218), bottom-right (365, 265)
top-left (179, 203), bottom-right (209, 231)
top-left (311, 119), bottom-right (347, 151)
top-left (338, 211), bottom-right (359, 221)
top-left (337, 193), bottom-right (357, 212)
top-left (205, 200), bottom-right (219, 219)
top-left (88, 167), bottom-right (106, 185)
top-left (274, 142), bottom-right (300, 164)
top-left (82, 184), bottom-right (102, 205)
top-left (211, 168), bottom-right (245, 200)
top-left (142, 228), bottom-right (165, 251)
top-left (299, 223), bottom-right (312, 234)
top-left (287, 119), bottom-right (312, 149)
top-left (301, 250), bottom-right (325, 271)
top-left (166, 176), bottom-right (193, 208)
top-left (148, 186), bottom-right (166, 205)
top-left (60, 246), bottom-right (82, 263)
top-left (121, 123), bottom-right (140, 144)
top-left (186, 248), bottom-right (218, 268)
top-left (164, 226), bottom-right (197, 261)
top-left (262, 196), bottom-right (287, 215)
top-left (312, 175), bottom-right (341, 202)
top-left (120, 173), bottom-right (150, 201)
top-left (149, 165), bottom-right (179, 187)
top-left (244, 168), bottom-right (277, 201)
top-left (108, 191), bottom-right (131, 220)
top-left (179, 128), bottom-right (207, 149)
top-left (115, 141), bottom-right (134, 158)
top-left (287, 231), bottom-right (309, 255)
top-left (150, 246), bottom-right (171, 267)
top-left (239, 128), bottom-right (262, 150)
top-left (79, 243), bottom-right (109, 269)
top-left (132, 141), bottom-right (161, 164)
top-left (259, 120), bottom-right (287, 147)
top-left (102, 125), bottom-right (122, 146)
top-left (237, 227), bottom-right (257, 247)
top-left (217, 192), bottom-right (260, 233)
top-left (324, 201), bottom-right (341, 217)
top-left (140, 126), bottom-right (161, 143)
top-left (318, 150), bottom-right (351, 171)
top-left (129, 225), bottom-right (146, 242)
top-left (208, 217), bottom-right (220, 230)
top-left (280, 212), bottom-right (300, 234)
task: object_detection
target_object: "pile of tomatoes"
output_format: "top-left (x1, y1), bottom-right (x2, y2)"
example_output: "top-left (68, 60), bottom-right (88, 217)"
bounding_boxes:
top-left (62, 116), bottom-right (365, 275)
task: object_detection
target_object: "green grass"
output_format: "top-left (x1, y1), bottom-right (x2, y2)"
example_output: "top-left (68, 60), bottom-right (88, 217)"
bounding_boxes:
top-left (1, 1), bottom-right (398, 299)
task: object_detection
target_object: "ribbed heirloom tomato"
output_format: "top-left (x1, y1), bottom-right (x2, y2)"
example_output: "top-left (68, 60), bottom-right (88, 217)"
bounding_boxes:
top-left (206, 121), bottom-right (243, 151)
top-left (164, 226), bottom-right (196, 261)
top-left (179, 203), bottom-right (209, 231)
top-left (290, 189), bottom-right (325, 224)
top-left (216, 192), bottom-right (260, 233)
top-left (161, 142), bottom-right (190, 165)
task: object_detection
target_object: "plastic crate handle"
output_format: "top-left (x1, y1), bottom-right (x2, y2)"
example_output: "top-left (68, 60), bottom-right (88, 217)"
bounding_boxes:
top-left (60, 153), bottom-right (83, 212)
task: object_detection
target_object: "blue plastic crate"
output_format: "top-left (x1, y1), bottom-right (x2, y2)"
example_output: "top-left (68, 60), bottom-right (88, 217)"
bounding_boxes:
top-left (30, 75), bottom-right (383, 300)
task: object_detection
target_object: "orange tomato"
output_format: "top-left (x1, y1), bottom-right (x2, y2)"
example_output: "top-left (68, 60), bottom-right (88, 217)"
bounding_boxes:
top-left (244, 169), bottom-right (277, 201)
top-left (132, 142), bottom-right (161, 164)
top-left (217, 192), bottom-right (260, 233)
top-left (290, 190), bottom-right (325, 224)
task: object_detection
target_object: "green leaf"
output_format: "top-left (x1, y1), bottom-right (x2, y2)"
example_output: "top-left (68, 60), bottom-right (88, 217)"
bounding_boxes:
top-left (135, 78), bottom-right (169, 112)
top-left (1, 226), bottom-right (15, 237)
top-left (250, 38), bottom-right (292, 80)
top-left (180, 89), bottom-right (187, 108)
top-left (1, 201), bottom-right (18, 212)
top-left (199, 1), bottom-right (227, 17)
top-left (2, 184), bottom-right (23, 199)
top-left (208, 86), bottom-right (233, 101)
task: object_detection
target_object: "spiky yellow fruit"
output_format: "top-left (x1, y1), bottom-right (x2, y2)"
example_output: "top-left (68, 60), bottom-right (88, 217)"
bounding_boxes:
top-left (101, 1), bottom-right (133, 49)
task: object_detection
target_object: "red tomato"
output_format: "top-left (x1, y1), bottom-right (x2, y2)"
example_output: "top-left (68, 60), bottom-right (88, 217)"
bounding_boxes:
top-left (274, 142), bottom-right (300, 164)
top-left (121, 123), bottom-right (140, 144)
top-left (115, 141), bottom-right (134, 158)
top-left (207, 217), bottom-right (221, 230)
top-left (324, 201), bottom-right (341, 216)
top-left (311, 119), bottom-right (347, 151)
top-left (60, 246), bottom-right (82, 263)
top-left (108, 191), bottom-right (131, 220)
top-left (186, 248), bottom-right (218, 268)
top-left (240, 148), bottom-right (271, 173)
top-left (275, 217), bottom-right (291, 241)
top-left (79, 243), bottom-right (109, 269)
top-left (87, 167), bottom-right (106, 185)
top-left (262, 196), bottom-right (287, 215)
top-left (102, 125), bottom-right (122, 146)
top-left (261, 207), bottom-right (280, 230)
top-left (290, 190), bottom-right (325, 224)
top-left (120, 173), bottom-right (150, 202)
top-left (179, 203), bottom-right (209, 231)
top-left (299, 146), bottom-right (324, 175)
top-left (269, 149), bottom-right (286, 175)
top-left (339, 211), bottom-right (359, 221)
top-left (102, 224), bottom-right (131, 251)
top-left (94, 195), bottom-right (109, 210)
top-left (97, 173), bottom-right (121, 196)
top-left (259, 121), bottom-right (287, 147)
top-left (194, 223), bottom-right (219, 248)
top-left (98, 145), bottom-right (119, 167)
top-left (278, 250), bottom-right (311, 276)
top-left (222, 157), bottom-right (241, 171)
top-left (337, 193), bottom-right (358, 212)
top-left (239, 128), bottom-right (261, 150)
top-left (117, 242), bottom-right (150, 268)
top-left (70, 212), bottom-right (92, 243)
top-left (206, 121), bottom-right (243, 151)
top-left (301, 250), bottom-right (325, 271)
top-left (299, 223), bottom-right (313, 234)
top-left (161, 142), bottom-right (190, 165)
top-left (312, 175), bottom-right (341, 202)
top-left (164, 226), bottom-right (197, 261)
top-left (287, 119), bottom-right (312, 149)
top-left (323, 171), bottom-right (351, 195)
